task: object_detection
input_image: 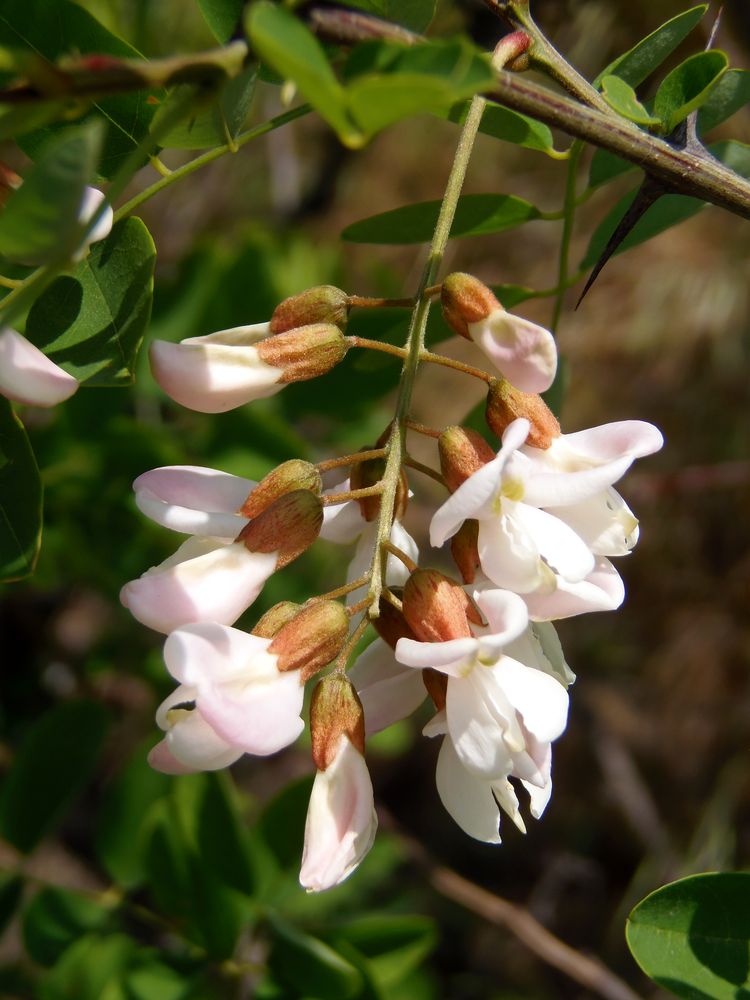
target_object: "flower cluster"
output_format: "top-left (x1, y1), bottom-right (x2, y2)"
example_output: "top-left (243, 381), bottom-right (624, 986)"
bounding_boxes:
top-left (123, 274), bottom-right (662, 891)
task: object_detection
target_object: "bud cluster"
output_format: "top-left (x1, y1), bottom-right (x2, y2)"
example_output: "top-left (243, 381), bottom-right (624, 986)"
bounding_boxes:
top-left (123, 274), bottom-right (662, 892)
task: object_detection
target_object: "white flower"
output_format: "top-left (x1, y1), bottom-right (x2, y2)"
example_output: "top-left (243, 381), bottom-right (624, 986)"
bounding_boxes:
top-left (469, 308), bottom-right (557, 393)
top-left (349, 637), bottom-right (427, 735)
top-left (299, 735), bottom-right (378, 892)
top-left (148, 622), bottom-right (305, 772)
top-left (0, 328), bottom-right (78, 407)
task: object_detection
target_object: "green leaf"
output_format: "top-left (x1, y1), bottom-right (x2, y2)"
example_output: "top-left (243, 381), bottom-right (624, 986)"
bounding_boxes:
top-left (626, 873), bottom-right (750, 999)
top-left (126, 959), bottom-right (194, 1000)
top-left (332, 915), bottom-right (438, 991)
top-left (95, 745), bottom-right (172, 890)
top-left (597, 5), bottom-right (708, 87)
top-left (39, 933), bottom-right (135, 1000)
top-left (601, 75), bottom-right (661, 125)
top-left (197, 0), bottom-right (244, 43)
top-left (0, 0), bottom-right (156, 178)
top-left (342, 193), bottom-right (541, 243)
top-left (342, 0), bottom-right (437, 32)
top-left (267, 913), bottom-right (363, 1000)
top-left (588, 149), bottom-right (635, 189)
top-left (0, 700), bottom-right (108, 853)
top-left (258, 775), bottom-right (313, 871)
top-left (22, 888), bottom-right (112, 966)
top-left (450, 101), bottom-right (559, 155)
top-left (582, 140), bottom-right (750, 267)
top-left (0, 872), bottom-right (23, 937)
top-left (697, 68), bottom-right (750, 133)
top-left (154, 63), bottom-right (257, 150)
top-left (0, 399), bottom-right (42, 582)
top-left (245, 2), bottom-right (356, 144)
top-left (0, 123), bottom-right (103, 265)
top-left (24, 218), bottom-right (156, 386)
top-left (653, 50), bottom-right (728, 133)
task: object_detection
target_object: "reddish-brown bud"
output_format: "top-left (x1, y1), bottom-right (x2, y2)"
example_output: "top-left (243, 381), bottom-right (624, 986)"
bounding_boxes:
top-left (238, 489), bottom-right (323, 568)
top-left (438, 426), bottom-right (495, 493)
top-left (240, 459), bottom-right (322, 519)
top-left (451, 519), bottom-right (480, 585)
top-left (485, 378), bottom-right (560, 450)
top-left (270, 286), bottom-right (350, 334)
top-left (422, 669), bottom-right (448, 712)
top-left (371, 590), bottom-right (416, 649)
top-left (441, 272), bottom-right (501, 340)
top-left (252, 601), bottom-right (302, 638)
top-left (492, 30), bottom-right (531, 72)
top-left (256, 323), bottom-right (347, 384)
top-left (350, 455), bottom-right (408, 522)
top-left (310, 674), bottom-right (365, 770)
top-left (269, 600), bottom-right (349, 680)
top-left (403, 569), bottom-right (481, 644)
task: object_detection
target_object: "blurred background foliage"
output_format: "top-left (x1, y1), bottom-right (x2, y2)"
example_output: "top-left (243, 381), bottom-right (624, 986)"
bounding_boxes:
top-left (2, 0), bottom-right (750, 997)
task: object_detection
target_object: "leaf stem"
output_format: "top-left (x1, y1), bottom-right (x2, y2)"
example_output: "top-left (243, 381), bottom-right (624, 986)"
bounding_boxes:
top-left (551, 139), bottom-right (584, 332)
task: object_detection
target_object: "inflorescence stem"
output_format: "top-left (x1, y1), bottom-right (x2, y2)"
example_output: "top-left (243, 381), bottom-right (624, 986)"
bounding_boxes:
top-left (382, 540), bottom-right (419, 573)
top-left (316, 448), bottom-right (388, 473)
top-left (322, 483), bottom-right (384, 506)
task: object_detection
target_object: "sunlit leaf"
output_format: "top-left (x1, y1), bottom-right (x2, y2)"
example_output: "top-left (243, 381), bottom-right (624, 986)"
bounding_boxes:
top-left (626, 873), bottom-right (750, 999)
top-left (450, 101), bottom-right (559, 155)
top-left (697, 67), bottom-right (750, 133)
top-left (653, 50), bottom-right (728, 133)
top-left (267, 912), bottom-right (364, 1000)
top-left (601, 75), bottom-right (660, 126)
top-left (154, 63), bottom-right (257, 150)
top-left (39, 933), bottom-right (135, 1000)
top-left (0, 399), bottom-right (41, 582)
top-left (331, 915), bottom-right (438, 991)
top-left (597, 5), bottom-right (708, 87)
top-left (342, 193), bottom-right (541, 243)
top-left (25, 218), bottom-right (156, 386)
top-left (197, 0), bottom-right (244, 43)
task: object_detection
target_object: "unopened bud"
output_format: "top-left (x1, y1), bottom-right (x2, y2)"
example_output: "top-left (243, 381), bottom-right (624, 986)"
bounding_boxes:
top-left (423, 669), bottom-right (448, 712)
top-left (240, 459), bottom-right (322, 519)
top-left (270, 600), bottom-right (349, 680)
top-left (238, 489), bottom-right (323, 568)
top-left (310, 674), bottom-right (365, 770)
top-left (350, 455), bottom-right (408, 522)
top-left (402, 569), bottom-right (481, 643)
top-left (451, 520), bottom-right (480, 585)
top-left (441, 273), bottom-right (500, 340)
top-left (438, 426), bottom-right (495, 493)
top-left (256, 323), bottom-right (347, 384)
top-left (270, 286), bottom-right (349, 334)
top-left (492, 31), bottom-right (531, 72)
top-left (371, 590), bottom-right (416, 648)
top-left (486, 378), bottom-right (560, 449)
top-left (252, 601), bottom-right (302, 638)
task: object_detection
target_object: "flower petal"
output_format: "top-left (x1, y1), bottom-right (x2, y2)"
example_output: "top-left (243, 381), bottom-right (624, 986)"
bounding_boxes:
top-left (470, 310), bottom-right (557, 393)
top-left (473, 589), bottom-right (529, 653)
top-left (510, 504), bottom-right (595, 583)
top-left (78, 186), bottom-right (113, 249)
top-left (0, 328), bottom-right (78, 407)
top-left (435, 737), bottom-right (502, 844)
top-left (349, 639), bottom-right (426, 734)
top-left (395, 636), bottom-right (478, 676)
top-left (163, 622), bottom-right (275, 685)
top-left (477, 511), bottom-right (550, 594)
top-left (522, 557), bottom-right (624, 620)
top-left (153, 705), bottom-right (243, 772)
top-left (557, 420), bottom-right (663, 464)
top-left (493, 657), bottom-right (569, 743)
top-left (319, 479), bottom-right (365, 544)
top-left (134, 465), bottom-right (255, 537)
top-left (546, 488), bottom-right (639, 556)
top-left (445, 673), bottom-right (516, 778)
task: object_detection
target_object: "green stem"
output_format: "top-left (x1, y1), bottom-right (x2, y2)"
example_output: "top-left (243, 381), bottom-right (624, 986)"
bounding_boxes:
top-left (551, 139), bottom-right (584, 333)
top-left (114, 104), bottom-right (312, 223)
top-left (367, 93), bottom-right (487, 615)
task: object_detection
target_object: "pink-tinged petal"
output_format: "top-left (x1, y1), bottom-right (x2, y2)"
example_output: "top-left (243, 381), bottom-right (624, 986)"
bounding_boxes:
top-left (446, 673), bottom-right (515, 779)
top-left (149, 338), bottom-right (282, 413)
top-left (320, 480), bottom-right (365, 544)
top-left (546, 489), bottom-right (638, 556)
top-left (0, 328), bottom-right (78, 406)
top-left (196, 668), bottom-right (305, 756)
top-left (557, 420), bottom-right (664, 464)
top-left (510, 503), bottom-right (595, 583)
top-left (147, 739), bottom-right (195, 775)
top-left (494, 656), bottom-right (569, 743)
top-left (300, 736), bottom-right (378, 892)
top-left (477, 512), bottom-right (551, 594)
top-left (155, 684), bottom-right (197, 730)
top-left (155, 704), bottom-right (243, 772)
top-left (350, 639), bottom-right (426, 734)
top-left (163, 622), bottom-right (275, 686)
top-left (395, 636), bottom-right (478, 676)
top-left (470, 310), bottom-right (557, 393)
top-left (120, 537), bottom-right (277, 633)
top-left (522, 456), bottom-right (635, 507)
top-left (523, 557), bottom-right (624, 621)
top-left (78, 186), bottom-right (113, 248)
top-left (435, 738), bottom-right (502, 844)
top-left (473, 589), bottom-right (529, 651)
top-left (134, 465), bottom-right (255, 537)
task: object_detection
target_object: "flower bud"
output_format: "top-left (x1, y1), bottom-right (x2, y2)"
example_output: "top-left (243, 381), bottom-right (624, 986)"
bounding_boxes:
top-left (370, 590), bottom-right (416, 649)
top-left (402, 569), bottom-right (481, 644)
top-left (270, 286), bottom-right (350, 334)
top-left (255, 323), bottom-right (347, 384)
top-left (422, 668), bottom-right (448, 711)
top-left (441, 273), bottom-right (500, 340)
top-left (451, 519), bottom-right (480, 584)
top-left (350, 455), bottom-right (408, 522)
top-left (438, 426), bottom-right (495, 493)
top-left (269, 600), bottom-right (349, 680)
top-left (485, 378), bottom-right (560, 450)
top-left (237, 489), bottom-right (323, 569)
top-left (240, 460), bottom-right (321, 519)
top-left (310, 674), bottom-right (365, 771)
top-left (252, 601), bottom-right (302, 638)
top-left (0, 328), bottom-right (78, 407)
